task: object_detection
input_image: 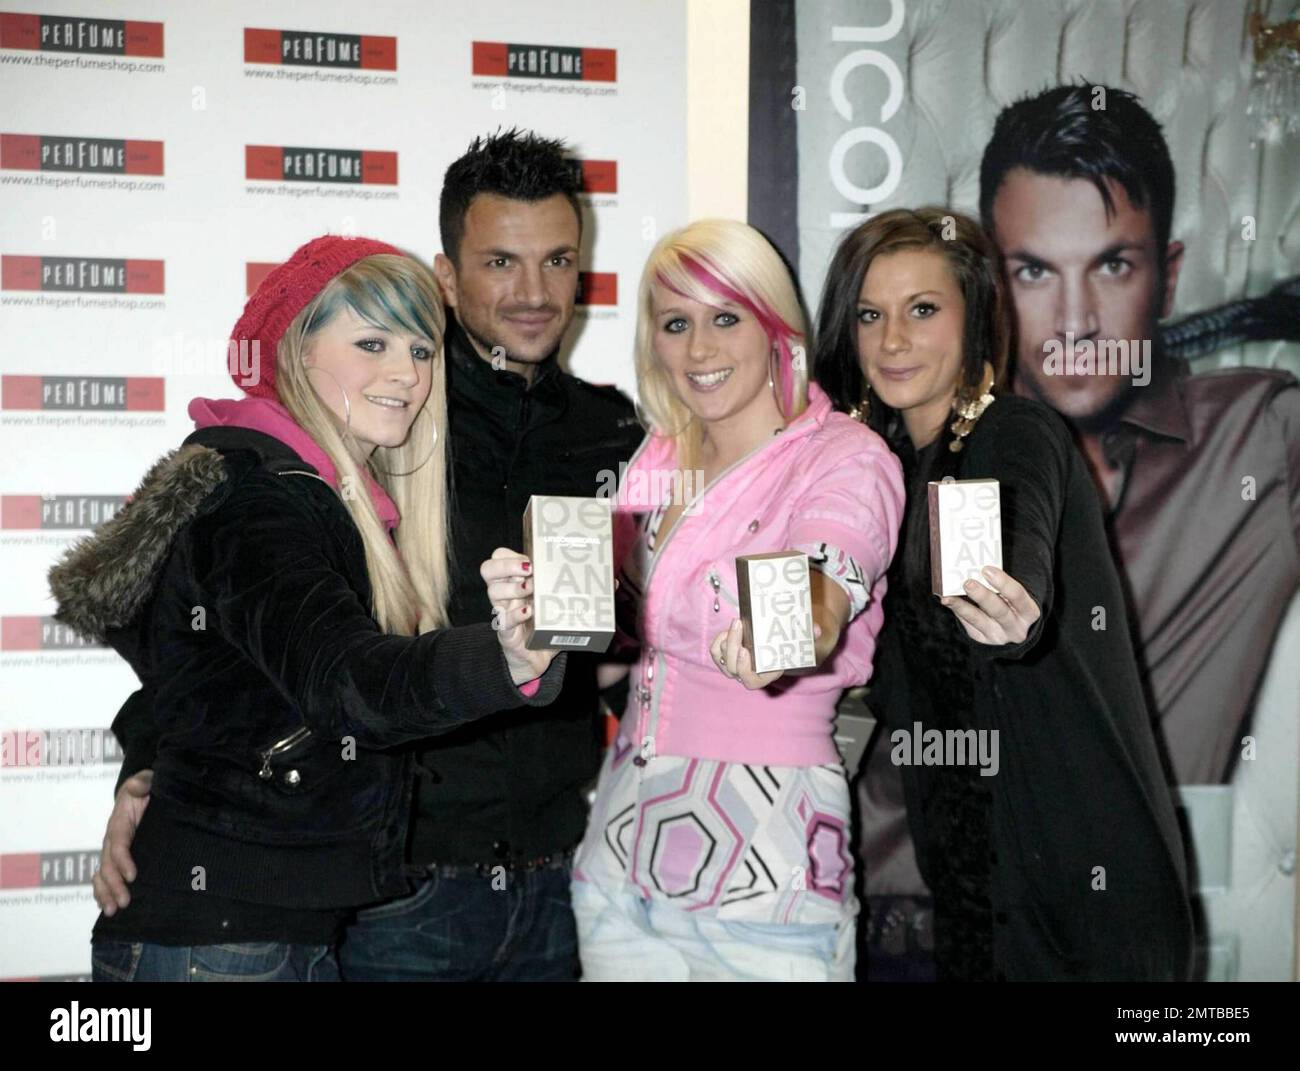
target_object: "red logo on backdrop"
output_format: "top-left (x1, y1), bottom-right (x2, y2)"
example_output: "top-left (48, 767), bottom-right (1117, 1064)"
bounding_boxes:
top-left (0, 134), bottom-right (163, 175)
top-left (1, 255), bottom-right (163, 293)
top-left (246, 262), bottom-right (278, 295)
top-left (245, 145), bottom-right (397, 185)
top-left (0, 618), bottom-right (93, 650)
top-left (471, 41), bottom-right (616, 82)
top-left (1, 495), bottom-right (124, 529)
top-left (571, 159), bottom-right (617, 194)
top-left (1, 728), bottom-right (119, 764)
top-left (578, 272), bottom-right (618, 306)
top-left (244, 27), bottom-right (396, 70)
top-left (0, 851), bottom-right (98, 887)
top-left (0, 12), bottom-right (163, 56)
top-left (1, 376), bottom-right (164, 411)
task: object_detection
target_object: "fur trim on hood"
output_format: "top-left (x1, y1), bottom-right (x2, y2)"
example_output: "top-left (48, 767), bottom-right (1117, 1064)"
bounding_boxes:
top-left (48, 443), bottom-right (229, 643)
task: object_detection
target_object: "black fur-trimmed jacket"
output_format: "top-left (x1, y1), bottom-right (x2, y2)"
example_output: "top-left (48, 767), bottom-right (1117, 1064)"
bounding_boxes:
top-left (48, 425), bottom-right (565, 909)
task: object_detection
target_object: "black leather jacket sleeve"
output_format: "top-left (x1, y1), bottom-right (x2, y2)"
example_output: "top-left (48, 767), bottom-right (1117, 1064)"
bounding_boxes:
top-left (193, 471), bottom-right (565, 750)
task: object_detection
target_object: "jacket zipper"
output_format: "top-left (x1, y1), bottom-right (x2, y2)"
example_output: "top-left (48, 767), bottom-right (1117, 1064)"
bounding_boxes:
top-left (257, 725), bottom-right (312, 780)
top-left (639, 424), bottom-right (803, 594)
top-left (253, 470), bottom-right (328, 778)
top-left (559, 435), bottom-right (633, 459)
top-left (706, 569), bottom-right (741, 612)
top-left (500, 392), bottom-right (531, 495)
top-left (250, 466), bottom-right (386, 781)
top-left (632, 436), bottom-right (786, 762)
top-left (275, 469), bottom-right (330, 484)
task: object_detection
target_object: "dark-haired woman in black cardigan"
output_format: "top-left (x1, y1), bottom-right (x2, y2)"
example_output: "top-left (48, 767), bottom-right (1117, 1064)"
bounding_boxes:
top-left (814, 207), bottom-right (1192, 981)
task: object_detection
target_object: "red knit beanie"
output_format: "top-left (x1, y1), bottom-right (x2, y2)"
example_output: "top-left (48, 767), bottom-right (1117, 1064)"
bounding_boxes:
top-left (230, 234), bottom-right (403, 399)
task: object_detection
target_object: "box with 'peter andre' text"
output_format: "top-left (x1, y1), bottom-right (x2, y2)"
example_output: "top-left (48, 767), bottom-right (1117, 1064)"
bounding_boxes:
top-left (735, 551), bottom-right (817, 673)
top-left (928, 478), bottom-right (1003, 597)
top-left (522, 495), bottom-right (615, 652)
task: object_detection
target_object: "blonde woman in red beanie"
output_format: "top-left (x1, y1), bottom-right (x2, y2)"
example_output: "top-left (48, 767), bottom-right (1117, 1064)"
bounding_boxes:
top-left (48, 235), bottom-right (564, 982)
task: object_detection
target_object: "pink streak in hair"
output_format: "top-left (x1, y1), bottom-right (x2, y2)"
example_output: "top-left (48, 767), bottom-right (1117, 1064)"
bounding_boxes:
top-left (656, 251), bottom-right (800, 416)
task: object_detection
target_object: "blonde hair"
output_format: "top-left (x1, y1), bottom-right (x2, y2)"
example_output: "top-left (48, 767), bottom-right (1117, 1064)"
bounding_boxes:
top-left (634, 219), bottom-right (809, 470)
top-left (275, 254), bottom-right (450, 636)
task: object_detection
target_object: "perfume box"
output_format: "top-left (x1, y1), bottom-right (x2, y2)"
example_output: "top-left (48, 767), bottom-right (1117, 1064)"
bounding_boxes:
top-left (735, 551), bottom-right (817, 673)
top-left (928, 478), bottom-right (1003, 597)
top-left (522, 495), bottom-right (615, 652)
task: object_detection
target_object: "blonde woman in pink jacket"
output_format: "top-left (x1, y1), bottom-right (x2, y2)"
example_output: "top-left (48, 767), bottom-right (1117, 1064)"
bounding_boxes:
top-left (571, 220), bottom-right (905, 981)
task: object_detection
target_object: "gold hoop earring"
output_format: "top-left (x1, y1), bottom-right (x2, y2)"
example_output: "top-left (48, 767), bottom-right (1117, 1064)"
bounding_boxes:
top-left (848, 382), bottom-right (871, 423)
top-left (948, 361), bottom-right (996, 453)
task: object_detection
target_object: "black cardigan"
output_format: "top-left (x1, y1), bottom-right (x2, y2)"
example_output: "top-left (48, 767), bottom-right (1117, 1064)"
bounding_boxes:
top-left (869, 395), bottom-right (1193, 981)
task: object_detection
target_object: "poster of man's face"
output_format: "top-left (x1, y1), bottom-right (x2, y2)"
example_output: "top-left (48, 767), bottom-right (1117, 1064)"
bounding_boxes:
top-left (989, 168), bottom-right (1175, 427)
top-left (747, 0), bottom-right (1300, 985)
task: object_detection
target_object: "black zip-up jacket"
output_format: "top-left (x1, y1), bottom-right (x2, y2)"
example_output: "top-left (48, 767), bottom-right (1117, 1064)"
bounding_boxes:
top-left (48, 424), bottom-right (566, 911)
top-left (408, 317), bottom-right (643, 866)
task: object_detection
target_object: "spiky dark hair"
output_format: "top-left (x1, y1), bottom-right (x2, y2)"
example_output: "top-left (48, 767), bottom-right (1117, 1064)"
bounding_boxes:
top-left (438, 127), bottom-right (583, 264)
top-left (979, 84), bottom-right (1175, 253)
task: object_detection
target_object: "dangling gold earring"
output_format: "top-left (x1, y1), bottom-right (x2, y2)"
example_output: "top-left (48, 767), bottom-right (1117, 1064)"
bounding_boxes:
top-left (768, 347), bottom-right (777, 390)
top-left (848, 382), bottom-right (871, 423)
top-left (948, 361), bottom-right (996, 452)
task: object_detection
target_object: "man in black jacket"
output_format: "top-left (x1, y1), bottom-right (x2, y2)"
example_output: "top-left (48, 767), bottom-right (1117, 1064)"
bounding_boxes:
top-left (337, 130), bottom-right (642, 981)
top-left (93, 130), bottom-right (643, 981)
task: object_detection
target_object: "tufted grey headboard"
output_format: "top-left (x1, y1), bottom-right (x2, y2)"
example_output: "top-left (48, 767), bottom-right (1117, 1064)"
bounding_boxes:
top-left (769, 0), bottom-right (1298, 375)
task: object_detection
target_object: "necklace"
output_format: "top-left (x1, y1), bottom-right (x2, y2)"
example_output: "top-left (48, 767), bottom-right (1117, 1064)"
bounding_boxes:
top-left (948, 361), bottom-right (996, 453)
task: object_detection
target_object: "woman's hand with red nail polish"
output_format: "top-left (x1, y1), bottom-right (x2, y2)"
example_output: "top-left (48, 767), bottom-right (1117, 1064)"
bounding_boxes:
top-left (481, 547), bottom-right (555, 685)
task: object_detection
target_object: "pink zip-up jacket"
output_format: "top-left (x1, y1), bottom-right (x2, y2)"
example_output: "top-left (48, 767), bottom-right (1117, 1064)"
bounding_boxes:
top-left (613, 382), bottom-right (904, 767)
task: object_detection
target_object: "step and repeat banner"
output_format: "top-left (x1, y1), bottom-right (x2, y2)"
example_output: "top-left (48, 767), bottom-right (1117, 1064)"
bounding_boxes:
top-left (0, 0), bottom-right (687, 980)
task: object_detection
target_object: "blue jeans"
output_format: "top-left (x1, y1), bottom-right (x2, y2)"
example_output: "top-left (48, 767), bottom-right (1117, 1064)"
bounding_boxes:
top-left (91, 940), bottom-right (339, 982)
top-left (338, 855), bottom-right (579, 982)
top-left (573, 877), bottom-right (857, 981)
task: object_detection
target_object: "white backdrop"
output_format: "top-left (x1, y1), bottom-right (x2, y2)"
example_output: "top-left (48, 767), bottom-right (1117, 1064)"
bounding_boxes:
top-left (0, 0), bottom-right (687, 980)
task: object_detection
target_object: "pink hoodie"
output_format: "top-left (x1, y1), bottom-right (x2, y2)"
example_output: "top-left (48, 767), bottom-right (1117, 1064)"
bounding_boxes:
top-left (613, 382), bottom-right (904, 767)
top-left (188, 395), bottom-right (399, 532)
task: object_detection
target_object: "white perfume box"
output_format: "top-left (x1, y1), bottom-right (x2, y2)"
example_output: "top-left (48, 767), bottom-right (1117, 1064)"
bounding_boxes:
top-left (522, 495), bottom-right (615, 652)
top-left (928, 478), bottom-right (1003, 597)
top-left (735, 551), bottom-right (817, 673)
